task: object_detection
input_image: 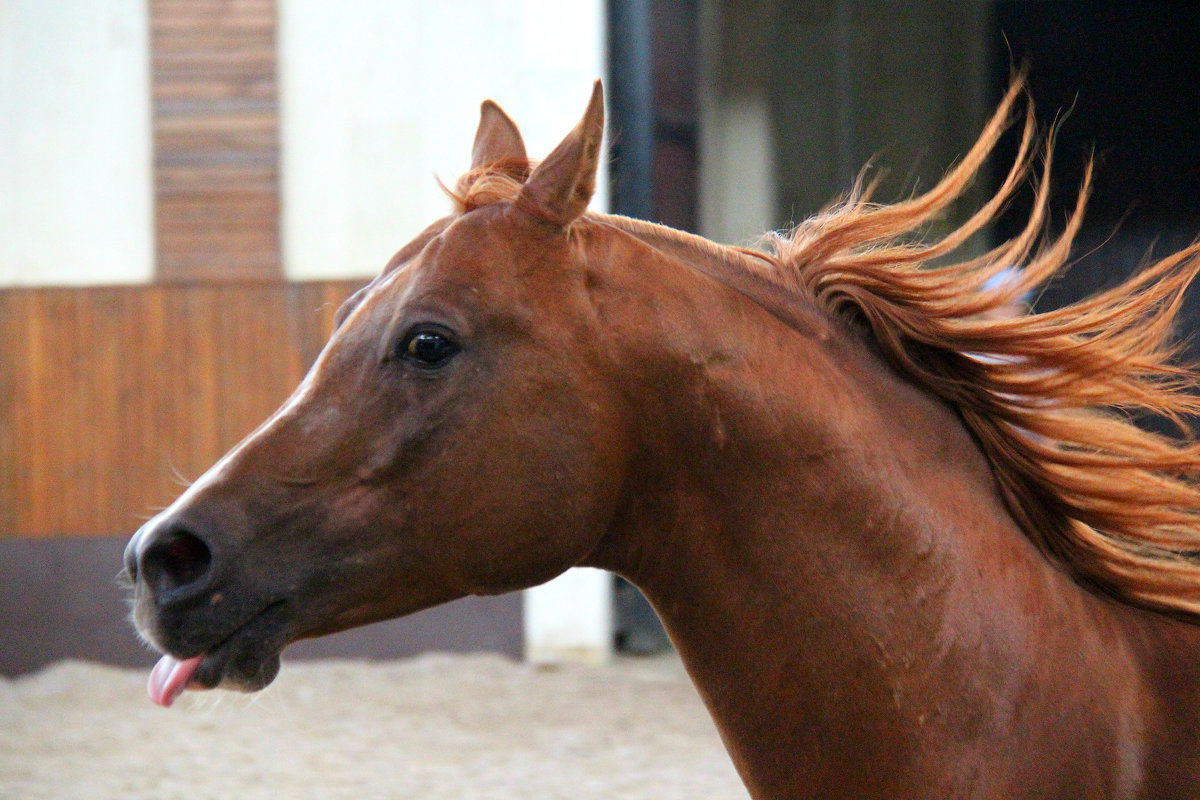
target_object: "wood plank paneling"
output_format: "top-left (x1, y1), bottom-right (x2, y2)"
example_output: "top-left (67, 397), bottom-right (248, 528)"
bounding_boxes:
top-left (151, 0), bottom-right (281, 281)
top-left (0, 281), bottom-right (362, 537)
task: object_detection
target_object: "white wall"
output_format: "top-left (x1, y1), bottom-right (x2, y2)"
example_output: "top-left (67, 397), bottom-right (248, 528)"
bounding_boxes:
top-left (279, 0), bottom-right (612, 664)
top-left (278, 0), bottom-right (608, 280)
top-left (0, 0), bottom-right (153, 287)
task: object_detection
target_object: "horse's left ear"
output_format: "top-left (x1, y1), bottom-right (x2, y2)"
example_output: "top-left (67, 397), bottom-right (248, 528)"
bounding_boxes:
top-left (518, 80), bottom-right (604, 227)
top-left (471, 99), bottom-right (529, 177)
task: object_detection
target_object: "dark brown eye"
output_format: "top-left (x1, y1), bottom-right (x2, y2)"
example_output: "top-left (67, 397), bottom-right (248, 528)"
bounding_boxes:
top-left (398, 329), bottom-right (461, 369)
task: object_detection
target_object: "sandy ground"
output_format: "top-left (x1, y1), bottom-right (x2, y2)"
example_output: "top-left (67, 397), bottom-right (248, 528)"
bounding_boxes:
top-left (1, 653), bottom-right (750, 800)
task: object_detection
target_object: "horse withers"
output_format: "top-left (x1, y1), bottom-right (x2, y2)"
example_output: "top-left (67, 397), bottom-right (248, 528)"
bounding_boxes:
top-left (125, 81), bottom-right (1200, 798)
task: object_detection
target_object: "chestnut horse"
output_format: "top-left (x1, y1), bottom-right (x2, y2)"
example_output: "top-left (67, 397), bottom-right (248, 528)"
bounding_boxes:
top-left (125, 81), bottom-right (1200, 798)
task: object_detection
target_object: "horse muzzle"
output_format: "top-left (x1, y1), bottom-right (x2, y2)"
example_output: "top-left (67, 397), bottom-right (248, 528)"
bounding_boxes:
top-left (125, 512), bottom-right (291, 705)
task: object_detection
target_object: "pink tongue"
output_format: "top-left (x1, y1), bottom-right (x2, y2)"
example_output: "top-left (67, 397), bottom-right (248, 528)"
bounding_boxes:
top-left (147, 654), bottom-right (203, 708)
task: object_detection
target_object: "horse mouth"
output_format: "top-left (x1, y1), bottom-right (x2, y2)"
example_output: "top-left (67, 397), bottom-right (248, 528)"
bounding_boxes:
top-left (147, 599), bottom-right (289, 707)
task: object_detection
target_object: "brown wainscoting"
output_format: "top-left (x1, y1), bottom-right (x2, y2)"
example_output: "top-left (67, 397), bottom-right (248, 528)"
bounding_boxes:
top-left (0, 280), bottom-right (363, 538)
top-left (0, 535), bottom-right (523, 677)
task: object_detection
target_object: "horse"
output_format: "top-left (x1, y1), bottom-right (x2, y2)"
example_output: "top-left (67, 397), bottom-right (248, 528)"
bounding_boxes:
top-left (124, 79), bottom-right (1200, 798)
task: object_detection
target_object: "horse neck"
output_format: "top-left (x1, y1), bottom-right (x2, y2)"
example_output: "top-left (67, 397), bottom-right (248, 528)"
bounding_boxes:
top-left (584, 215), bottom-right (1021, 597)
top-left (579, 220), bottom-right (1154, 796)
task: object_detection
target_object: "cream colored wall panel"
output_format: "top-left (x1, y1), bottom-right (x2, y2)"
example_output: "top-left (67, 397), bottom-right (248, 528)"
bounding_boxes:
top-left (0, 0), bottom-right (153, 286)
top-left (278, 0), bottom-right (607, 280)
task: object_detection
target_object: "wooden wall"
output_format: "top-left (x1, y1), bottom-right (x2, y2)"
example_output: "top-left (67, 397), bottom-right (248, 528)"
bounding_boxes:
top-left (0, 280), bottom-right (361, 537)
top-left (151, 0), bottom-right (280, 281)
top-left (0, 2), bottom-right (362, 539)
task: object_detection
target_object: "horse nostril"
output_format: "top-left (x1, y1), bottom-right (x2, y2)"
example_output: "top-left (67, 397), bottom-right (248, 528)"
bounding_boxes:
top-left (141, 528), bottom-right (214, 599)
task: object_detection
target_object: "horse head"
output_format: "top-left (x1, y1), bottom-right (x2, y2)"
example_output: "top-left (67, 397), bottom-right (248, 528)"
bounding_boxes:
top-left (124, 83), bottom-right (633, 704)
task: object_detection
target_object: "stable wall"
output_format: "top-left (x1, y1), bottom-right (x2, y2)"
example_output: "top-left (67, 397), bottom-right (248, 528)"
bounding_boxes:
top-left (1, 0), bottom-right (610, 674)
top-left (0, 281), bottom-right (358, 536)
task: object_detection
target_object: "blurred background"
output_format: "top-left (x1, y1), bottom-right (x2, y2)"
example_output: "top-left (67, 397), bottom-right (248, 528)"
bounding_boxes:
top-left (2, 0), bottom-right (1198, 676)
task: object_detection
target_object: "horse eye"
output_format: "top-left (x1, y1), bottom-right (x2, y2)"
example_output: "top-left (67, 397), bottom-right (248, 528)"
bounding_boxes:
top-left (399, 329), bottom-right (461, 368)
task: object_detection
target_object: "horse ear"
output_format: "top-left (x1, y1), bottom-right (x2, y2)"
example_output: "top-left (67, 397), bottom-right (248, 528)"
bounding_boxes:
top-left (471, 100), bottom-right (529, 177)
top-left (518, 80), bottom-right (604, 227)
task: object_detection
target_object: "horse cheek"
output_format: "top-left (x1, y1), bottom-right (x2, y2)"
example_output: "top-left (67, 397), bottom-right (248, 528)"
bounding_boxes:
top-left (453, 407), bottom-right (620, 594)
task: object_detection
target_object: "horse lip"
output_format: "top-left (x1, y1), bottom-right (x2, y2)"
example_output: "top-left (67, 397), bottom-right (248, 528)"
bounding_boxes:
top-left (183, 598), bottom-right (290, 692)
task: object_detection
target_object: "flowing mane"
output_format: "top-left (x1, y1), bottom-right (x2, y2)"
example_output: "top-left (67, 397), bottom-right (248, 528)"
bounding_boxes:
top-left (765, 80), bottom-right (1200, 620)
top-left (452, 81), bottom-right (1200, 621)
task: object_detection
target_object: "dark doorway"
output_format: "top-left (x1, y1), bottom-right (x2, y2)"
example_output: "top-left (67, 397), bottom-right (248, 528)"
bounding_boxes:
top-left (991, 1), bottom-right (1200, 315)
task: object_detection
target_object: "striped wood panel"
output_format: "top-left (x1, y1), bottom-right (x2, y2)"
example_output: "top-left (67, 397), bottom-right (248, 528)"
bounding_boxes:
top-left (0, 281), bottom-right (362, 537)
top-left (151, 0), bottom-right (281, 281)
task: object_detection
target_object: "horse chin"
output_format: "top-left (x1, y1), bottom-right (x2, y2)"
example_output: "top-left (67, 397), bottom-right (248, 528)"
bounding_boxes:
top-left (191, 638), bottom-right (283, 694)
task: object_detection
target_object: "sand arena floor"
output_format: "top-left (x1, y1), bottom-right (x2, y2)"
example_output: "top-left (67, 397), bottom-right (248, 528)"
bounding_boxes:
top-left (2, 652), bottom-right (750, 799)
